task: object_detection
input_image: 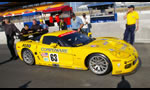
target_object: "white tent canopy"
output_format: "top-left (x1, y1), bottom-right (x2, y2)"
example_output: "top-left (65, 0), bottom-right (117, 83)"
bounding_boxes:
top-left (78, 5), bottom-right (88, 9)
top-left (116, 2), bottom-right (150, 7)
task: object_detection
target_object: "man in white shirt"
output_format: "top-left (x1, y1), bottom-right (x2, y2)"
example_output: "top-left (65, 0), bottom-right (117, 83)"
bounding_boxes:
top-left (81, 13), bottom-right (91, 37)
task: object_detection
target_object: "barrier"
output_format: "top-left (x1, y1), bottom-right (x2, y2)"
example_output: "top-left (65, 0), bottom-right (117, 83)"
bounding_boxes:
top-left (91, 20), bottom-right (150, 43)
top-left (0, 10), bottom-right (150, 44)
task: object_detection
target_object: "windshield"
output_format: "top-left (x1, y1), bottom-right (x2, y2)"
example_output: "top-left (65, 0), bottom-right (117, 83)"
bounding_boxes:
top-left (60, 32), bottom-right (93, 47)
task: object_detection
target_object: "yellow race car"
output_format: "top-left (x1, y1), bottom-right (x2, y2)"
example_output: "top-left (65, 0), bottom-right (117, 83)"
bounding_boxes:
top-left (16, 30), bottom-right (139, 75)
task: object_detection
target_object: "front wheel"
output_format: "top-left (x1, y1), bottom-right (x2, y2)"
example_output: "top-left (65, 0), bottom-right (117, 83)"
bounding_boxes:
top-left (88, 53), bottom-right (112, 75)
top-left (22, 49), bottom-right (35, 65)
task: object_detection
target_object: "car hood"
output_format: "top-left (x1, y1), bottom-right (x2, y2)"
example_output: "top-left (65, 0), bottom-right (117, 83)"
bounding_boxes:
top-left (85, 37), bottom-right (136, 53)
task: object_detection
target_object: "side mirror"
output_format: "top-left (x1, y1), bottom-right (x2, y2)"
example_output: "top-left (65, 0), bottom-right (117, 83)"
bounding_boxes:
top-left (50, 43), bottom-right (60, 48)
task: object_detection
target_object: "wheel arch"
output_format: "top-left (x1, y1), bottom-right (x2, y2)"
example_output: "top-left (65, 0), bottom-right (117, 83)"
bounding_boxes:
top-left (84, 53), bottom-right (101, 68)
top-left (21, 48), bottom-right (30, 57)
top-left (21, 48), bottom-right (35, 65)
top-left (84, 52), bottom-right (113, 70)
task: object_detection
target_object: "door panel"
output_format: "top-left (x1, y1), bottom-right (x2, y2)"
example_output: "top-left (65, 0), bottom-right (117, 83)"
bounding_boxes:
top-left (37, 44), bottom-right (74, 67)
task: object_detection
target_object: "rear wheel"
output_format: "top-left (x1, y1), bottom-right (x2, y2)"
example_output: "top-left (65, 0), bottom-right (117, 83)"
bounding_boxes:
top-left (88, 53), bottom-right (112, 75)
top-left (22, 49), bottom-right (35, 65)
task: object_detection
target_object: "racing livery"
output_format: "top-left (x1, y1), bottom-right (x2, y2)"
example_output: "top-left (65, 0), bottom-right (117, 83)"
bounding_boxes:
top-left (16, 30), bottom-right (139, 75)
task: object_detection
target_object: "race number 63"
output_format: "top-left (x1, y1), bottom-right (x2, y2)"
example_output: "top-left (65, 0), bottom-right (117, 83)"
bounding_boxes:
top-left (49, 53), bottom-right (59, 63)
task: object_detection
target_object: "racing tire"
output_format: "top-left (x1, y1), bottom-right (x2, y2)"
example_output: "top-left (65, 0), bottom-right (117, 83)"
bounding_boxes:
top-left (22, 49), bottom-right (35, 65)
top-left (88, 53), bottom-right (112, 75)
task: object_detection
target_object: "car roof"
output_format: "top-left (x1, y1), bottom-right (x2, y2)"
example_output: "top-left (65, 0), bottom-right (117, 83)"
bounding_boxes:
top-left (43, 30), bottom-right (74, 37)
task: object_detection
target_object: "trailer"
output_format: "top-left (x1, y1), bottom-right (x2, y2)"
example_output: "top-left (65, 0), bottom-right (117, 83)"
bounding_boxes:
top-left (87, 2), bottom-right (117, 23)
top-left (42, 5), bottom-right (73, 28)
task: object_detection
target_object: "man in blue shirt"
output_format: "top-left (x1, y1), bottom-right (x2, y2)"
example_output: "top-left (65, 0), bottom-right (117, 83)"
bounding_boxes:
top-left (71, 13), bottom-right (84, 32)
top-left (40, 19), bottom-right (49, 34)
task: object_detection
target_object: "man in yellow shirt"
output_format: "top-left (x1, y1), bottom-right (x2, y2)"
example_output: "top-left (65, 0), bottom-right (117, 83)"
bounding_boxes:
top-left (123, 5), bottom-right (139, 45)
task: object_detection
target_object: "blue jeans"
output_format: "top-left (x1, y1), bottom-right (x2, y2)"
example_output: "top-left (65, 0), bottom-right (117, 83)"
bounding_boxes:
top-left (123, 24), bottom-right (136, 45)
top-left (82, 28), bottom-right (90, 36)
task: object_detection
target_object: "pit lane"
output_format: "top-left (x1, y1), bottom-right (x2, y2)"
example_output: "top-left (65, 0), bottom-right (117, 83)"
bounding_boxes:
top-left (0, 43), bottom-right (149, 88)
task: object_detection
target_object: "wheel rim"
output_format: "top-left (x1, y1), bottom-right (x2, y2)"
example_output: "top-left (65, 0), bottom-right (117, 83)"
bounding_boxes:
top-left (23, 50), bottom-right (33, 64)
top-left (89, 55), bottom-right (109, 74)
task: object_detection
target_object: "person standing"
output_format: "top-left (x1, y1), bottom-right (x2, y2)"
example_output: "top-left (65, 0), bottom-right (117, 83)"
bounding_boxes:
top-left (49, 14), bottom-right (54, 26)
top-left (71, 13), bottom-right (84, 32)
top-left (21, 24), bottom-right (32, 35)
top-left (81, 13), bottom-right (91, 37)
top-left (123, 5), bottom-right (139, 45)
top-left (3, 18), bottom-right (21, 60)
top-left (31, 19), bottom-right (42, 37)
top-left (20, 24), bottom-right (32, 40)
top-left (55, 14), bottom-right (60, 25)
top-left (40, 19), bottom-right (49, 34)
top-left (58, 18), bottom-right (68, 30)
top-left (31, 19), bottom-right (42, 32)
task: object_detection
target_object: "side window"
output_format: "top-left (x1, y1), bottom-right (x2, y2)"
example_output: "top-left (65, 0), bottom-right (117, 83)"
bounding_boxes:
top-left (32, 35), bottom-right (41, 42)
top-left (42, 36), bottom-right (59, 45)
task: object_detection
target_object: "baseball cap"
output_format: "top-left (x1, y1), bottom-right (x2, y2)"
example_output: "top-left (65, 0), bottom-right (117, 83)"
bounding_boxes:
top-left (128, 5), bottom-right (135, 9)
top-left (82, 13), bottom-right (86, 16)
top-left (40, 19), bottom-right (43, 22)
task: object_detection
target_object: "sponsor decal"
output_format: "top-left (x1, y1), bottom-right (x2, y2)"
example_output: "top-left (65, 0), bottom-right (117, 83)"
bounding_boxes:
top-left (22, 44), bottom-right (31, 48)
top-left (17, 50), bottom-right (21, 52)
top-left (121, 44), bottom-right (127, 50)
top-left (49, 53), bottom-right (59, 63)
top-left (42, 53), bottom-right (59, 62)
top-left (109, 49), bottom-right (114, 51)
top-left (103, 41), bottom-right (108, 45)
top-left (100, 39), bottom-right (108, 40)
top-left (58, 31), bottom-right (77, 37)
top-left (41, 53), bottom-right (48, 57)
top-left (132, 16), bottom-right (135, 18)
top-left (41, 48), bottom-right (68, 53)
top-left (90, 45), bottom-right (99, 47)
top-left (43, 57), bottom-right (49, 62)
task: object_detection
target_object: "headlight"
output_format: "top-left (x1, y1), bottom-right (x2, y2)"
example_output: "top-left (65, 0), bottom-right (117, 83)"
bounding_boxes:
top-left (111, 51), bottom-right (130, 58)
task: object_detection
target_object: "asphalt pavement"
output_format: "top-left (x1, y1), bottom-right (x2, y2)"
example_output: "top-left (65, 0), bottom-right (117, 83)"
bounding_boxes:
top-left (0, 43), bottom-right (150, 88)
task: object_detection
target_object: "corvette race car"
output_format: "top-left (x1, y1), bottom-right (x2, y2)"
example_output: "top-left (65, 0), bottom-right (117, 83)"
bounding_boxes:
top-left (16, 30), bottom-right (139, 75)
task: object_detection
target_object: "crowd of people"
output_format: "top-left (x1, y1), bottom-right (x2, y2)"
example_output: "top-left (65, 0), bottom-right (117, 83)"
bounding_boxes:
top-left (1, 12), bottom-right (92, 60)
top-left (1, 5), bottom-right (139, 61)
top-left (19, 12), bottom-right (92, 40)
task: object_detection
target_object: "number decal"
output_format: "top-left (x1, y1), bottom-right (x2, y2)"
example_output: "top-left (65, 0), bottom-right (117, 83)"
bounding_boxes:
top-left (49, 53), bottom-right (59, 62)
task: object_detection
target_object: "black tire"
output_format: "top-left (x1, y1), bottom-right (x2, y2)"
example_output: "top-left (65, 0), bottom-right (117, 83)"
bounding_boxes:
top-left (87, 53), bottom-right (112, 75)
top-left (22, 49), bottom-right (35, 65)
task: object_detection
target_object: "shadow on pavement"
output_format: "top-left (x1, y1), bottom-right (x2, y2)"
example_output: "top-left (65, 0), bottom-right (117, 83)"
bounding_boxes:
top-left (0, 59), bottom-right (13, 66)
top-left (0, 56), bottom-right (19, 66)
top-left (19, 81), bottom-right (32, 88)
top-left (117, 75), bottom-right (131, 88)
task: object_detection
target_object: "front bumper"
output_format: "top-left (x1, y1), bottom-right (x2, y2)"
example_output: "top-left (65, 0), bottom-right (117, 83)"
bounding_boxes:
top-left (112, 58), bottom-right (141, 76)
